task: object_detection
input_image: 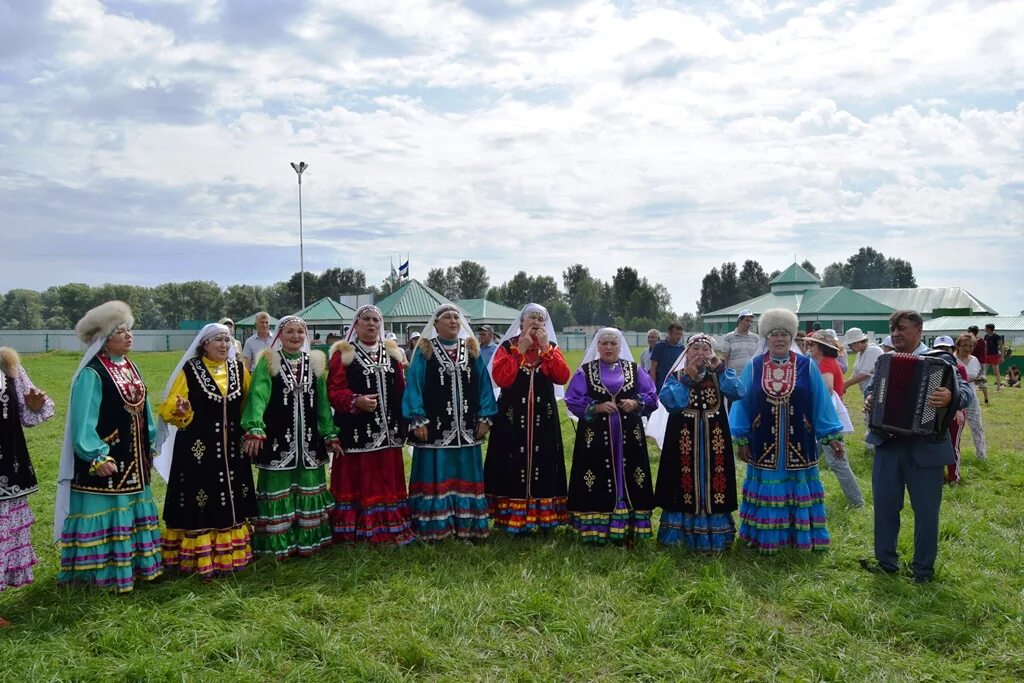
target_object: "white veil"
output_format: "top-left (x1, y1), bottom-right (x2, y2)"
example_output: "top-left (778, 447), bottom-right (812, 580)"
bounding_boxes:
top-left (153, 323), bottom-right (234, 482)
top-left (271, 315), bottom-right (312, 352)
top-left (487, 303), bottom-right (563, 400)
top-left (580, 327), bottom-right (634, 366)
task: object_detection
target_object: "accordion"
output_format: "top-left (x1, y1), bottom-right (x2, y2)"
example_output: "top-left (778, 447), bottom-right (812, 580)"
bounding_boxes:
top-left (869, 352), bottom-right (956, 437)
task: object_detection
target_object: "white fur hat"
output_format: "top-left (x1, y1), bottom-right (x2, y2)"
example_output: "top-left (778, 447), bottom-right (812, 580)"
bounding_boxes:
top-left (75, 300), bottom-right (134, 344)
top-left (758, 308), bottom-right (798, 338)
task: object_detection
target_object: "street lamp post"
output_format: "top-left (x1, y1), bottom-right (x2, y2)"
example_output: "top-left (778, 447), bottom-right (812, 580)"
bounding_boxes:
top-left (290, 161), bottom-right (308, 309)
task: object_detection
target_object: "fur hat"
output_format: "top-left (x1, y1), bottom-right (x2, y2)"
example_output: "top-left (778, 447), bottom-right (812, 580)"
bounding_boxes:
top-left (0, 346), bottom-right (20, 376)
top-left (758, 308), bottom-right (798, 338)
top-left (75, 300), bottom-right (134, 344)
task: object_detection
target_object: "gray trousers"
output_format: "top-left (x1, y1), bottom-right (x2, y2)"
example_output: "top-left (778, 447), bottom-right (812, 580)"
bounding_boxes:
top-left (872, 444), bottom-right (945, 579)
top-left (963, 397), bottom-right (988, 460)
top-left (820, 442), bottom-right (864, 507)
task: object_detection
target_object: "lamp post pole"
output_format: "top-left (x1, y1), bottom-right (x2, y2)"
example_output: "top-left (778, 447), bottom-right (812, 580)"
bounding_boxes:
top-left (290, 161), bottom-right (308, 309)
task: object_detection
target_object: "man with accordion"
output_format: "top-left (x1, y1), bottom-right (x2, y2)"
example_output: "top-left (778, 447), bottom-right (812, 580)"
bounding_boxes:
top-left (860, 310), bottom-right (974, 583)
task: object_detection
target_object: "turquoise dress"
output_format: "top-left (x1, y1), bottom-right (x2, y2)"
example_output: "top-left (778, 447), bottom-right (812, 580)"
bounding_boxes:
top-left (402, 338), bottom-right (497, 541)
top-left (58, 355), bottom-right (162, 592)
top-left (729, 353), bottom-right (842, 552)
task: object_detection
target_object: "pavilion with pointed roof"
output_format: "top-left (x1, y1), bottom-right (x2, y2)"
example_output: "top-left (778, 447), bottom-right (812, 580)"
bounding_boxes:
top-left (701, 263), bottom-right (896, 338)
top-left (292, 297), bottom-right (357, 332)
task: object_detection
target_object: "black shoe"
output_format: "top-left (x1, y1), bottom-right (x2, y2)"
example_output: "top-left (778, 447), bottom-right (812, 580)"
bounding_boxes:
top-left (859, 558), bottom-right (898, 575)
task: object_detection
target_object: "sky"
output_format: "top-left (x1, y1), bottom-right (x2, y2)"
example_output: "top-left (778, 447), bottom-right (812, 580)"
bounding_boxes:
top-left (1, 0), bottom-right (1022, 316)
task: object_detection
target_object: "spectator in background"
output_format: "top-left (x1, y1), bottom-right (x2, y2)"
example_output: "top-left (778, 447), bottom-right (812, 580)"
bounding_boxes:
top-left (721, 310), bottom-right (760, 373)
top-left (967, 326), bottom-right (990, 404)
top-left (218, 317), bottom-right (244, 356)
top-left (242, 312), bottom-right (273, 370)
top-left (881, 335), bottom-right (894, 352)
top-left (640, 329), bottom-right (660, 372)
top-left (649, 322), bottom-right (685, 391)
top-left (478, 325), bottom-right (499, 367)
top-left (953, 333), bottom-right (988, 462)
top-left (844, 327), bottom-right (884, 453)
top-left (983, 324), bottom-right (1005, 390)
top-left (405, 331), bottom-right (421, 360)
top-left (1006, 365), bottom-right (1021, 388)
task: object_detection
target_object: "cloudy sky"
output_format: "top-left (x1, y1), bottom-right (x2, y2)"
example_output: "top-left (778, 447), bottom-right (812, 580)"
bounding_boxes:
top-left (2, 0), bottom-right (1022, 315)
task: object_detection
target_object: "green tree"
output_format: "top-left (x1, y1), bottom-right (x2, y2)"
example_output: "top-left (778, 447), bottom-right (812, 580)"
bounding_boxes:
top-left (453, 261), bottom-right (490, 300)
top-left (737, 260), bottom-right (770, 301)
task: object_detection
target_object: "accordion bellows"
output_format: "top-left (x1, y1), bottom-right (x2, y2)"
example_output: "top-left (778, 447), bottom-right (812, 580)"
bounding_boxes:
top-left (869, 352), bottom-right (956, 438)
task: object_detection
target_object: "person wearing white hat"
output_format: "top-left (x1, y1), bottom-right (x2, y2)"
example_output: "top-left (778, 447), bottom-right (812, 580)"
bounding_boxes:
top-left (402, 304), bottom-right (498, 541)
top-left (843, 328), bottom-right (882, 394)
top-left (218, 317), bottom-right (244, 356)
top-left (56, 301), bottom-right (163, 591)
top-left (880, 335), bottom-right (894, 352)
top-left (806, 331), bottom-right (864, 508)
top-left (154, 323), bottom-right (258, 577)
top-left (729, 308), bottom-right (846, 552)
top-left (721, 310), bottom-right (760, 373)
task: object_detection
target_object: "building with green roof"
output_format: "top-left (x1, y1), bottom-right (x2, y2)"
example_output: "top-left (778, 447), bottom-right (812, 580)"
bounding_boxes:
top-left (855, 287), bottom-right (996, 318)
top-left (375, 279), bottom-right (455, 336)
top-left (455, 299), bottom-right (520, 329)
top-left (292, 297), bottom-right (356, 332)
top-left (701, 263), bottom-right (895, 337)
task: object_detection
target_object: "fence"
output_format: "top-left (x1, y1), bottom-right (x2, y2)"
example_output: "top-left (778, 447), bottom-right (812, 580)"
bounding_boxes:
top-left (0, 330), bottom-right (200, 353)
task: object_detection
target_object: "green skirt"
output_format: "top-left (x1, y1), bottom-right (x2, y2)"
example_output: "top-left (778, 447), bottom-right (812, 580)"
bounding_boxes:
top-left (253, 465), bottom-right (333, 557)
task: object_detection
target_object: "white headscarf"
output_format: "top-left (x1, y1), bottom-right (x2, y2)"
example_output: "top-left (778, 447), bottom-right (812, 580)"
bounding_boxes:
top-left (346, 305), bottom-right (384, 344)
top-left (271, 315), bottom-right (311, 353)
top-left (54, 314), bottom-right (133, 541)
top-left (487, 303), bottom-right (563, 400)
top-left (667, 332), bottom-right (717, 375)
top-left (153, 323), bottom-right (234, 482)
top-left (580, 327), bottom-right (634, 366)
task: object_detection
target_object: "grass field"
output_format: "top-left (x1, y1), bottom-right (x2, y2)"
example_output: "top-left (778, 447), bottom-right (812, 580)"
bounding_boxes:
top-left (1, 349), bottom-right (1023, 681)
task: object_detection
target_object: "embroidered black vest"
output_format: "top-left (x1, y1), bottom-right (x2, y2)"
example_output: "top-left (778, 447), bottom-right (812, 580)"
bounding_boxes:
top-left (255, 351), bottom-right (327, 470)
top-left (72, 355), bottom-right (151, 495)
top-left (420, 338), bottom-right (481, 449)
top-left (164, 357), bottom-right (256, 529)
top-left (0, 373), bottom-right (38, 501)
top-left (655, 369), bottom-right (736, 514)
top-left (748, 353), bottom-right (818, 470)
top-left (335, 342), bottom-right (403, 453)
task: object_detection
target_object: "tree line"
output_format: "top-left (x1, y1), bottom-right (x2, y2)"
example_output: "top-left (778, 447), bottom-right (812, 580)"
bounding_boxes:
top-left (696, 248), bottom-right (917, 315)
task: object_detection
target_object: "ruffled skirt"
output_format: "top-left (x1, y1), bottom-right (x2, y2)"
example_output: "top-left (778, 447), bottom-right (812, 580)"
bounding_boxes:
top-left (657, 511), bottom-right (735, 551)
top-left (58, 488), bottom-right (162, 592)
top-left (489, 495), bottom-right (568, 535)
top-left (162, 523), bottom-right (253, 577)
top-left (737, 464), bottom-right (830, 552)
top-left (253, 466), bottom-right (333, 557)
top-left (330, 447), bottom-right (414, 546)
top-left (0, 497), bottom-right (38, 591)
top-left (569, 504), bottom-right (652, 545)
top-left (408, 446), bottom-right (489, 542)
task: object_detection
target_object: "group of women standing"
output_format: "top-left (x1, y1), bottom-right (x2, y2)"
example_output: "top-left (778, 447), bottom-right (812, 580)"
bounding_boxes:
top-left (1, 301), bottom-right (850, 617)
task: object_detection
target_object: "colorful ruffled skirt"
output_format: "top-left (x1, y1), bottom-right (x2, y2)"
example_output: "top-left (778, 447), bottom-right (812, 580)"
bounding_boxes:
top-left (658, 511), bottom-right (735, 551)
top-left (253, 465), bottom-right (333, 557)
top-left (330, 447), bottom-right (414, 546)
top-left (408, 446), bottom-right (489, 541)
top-left (58, 488), bottom-right (162, 592)
top-left (0, 497), bottom-right (38, 591)
top-left (569, 503), bottom-right (653, 545)
top-left (738, 462), bottom-right (830, 552)
top-left (489, 495), bottom-right (567, 535)
top-left (162, 523), bottom-right (253, 578)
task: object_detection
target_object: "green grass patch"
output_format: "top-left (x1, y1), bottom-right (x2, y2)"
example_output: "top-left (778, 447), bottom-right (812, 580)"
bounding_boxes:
top-left (1, 350), bottom-right (1022, 680)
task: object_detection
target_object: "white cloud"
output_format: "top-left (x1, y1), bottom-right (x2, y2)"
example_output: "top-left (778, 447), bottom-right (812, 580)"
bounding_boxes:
top-left (0, 0), bottom-right (1022, 315)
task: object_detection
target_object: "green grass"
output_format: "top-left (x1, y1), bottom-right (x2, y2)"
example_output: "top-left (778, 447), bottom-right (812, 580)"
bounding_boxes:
top-left (1, 350), bottom-right (1023, 681)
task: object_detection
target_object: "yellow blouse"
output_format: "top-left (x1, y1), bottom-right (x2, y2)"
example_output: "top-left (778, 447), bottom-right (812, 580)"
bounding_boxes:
top-left (157, 357), bottom-right (251, 429)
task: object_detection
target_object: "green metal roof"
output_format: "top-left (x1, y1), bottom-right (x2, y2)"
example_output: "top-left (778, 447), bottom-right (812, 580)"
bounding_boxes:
top-left (856, 287), bottom-right (997, 316)
top-left (923, 315), bottom-right (1024, 333)
top-left (703, 286), bottom-right (894, 320)
top-left (292, 297), bottom-right (356, 325)
top-left (770, 262), bottom-right (820, 286)
top-left (455, 299), bottom-right (520, 325)
top-left (235, 312), bottom-right (280, 327)
top-left (376, 279), bottom-right (454, 318)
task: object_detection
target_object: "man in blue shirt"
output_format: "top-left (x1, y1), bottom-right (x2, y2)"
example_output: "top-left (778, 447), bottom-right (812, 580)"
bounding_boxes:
top-left (477, 325), bottom-right (499, 366)
top-left (860, 310), bottom-right (973, 583)
top-left (648, 322), bottom-right (684, 391)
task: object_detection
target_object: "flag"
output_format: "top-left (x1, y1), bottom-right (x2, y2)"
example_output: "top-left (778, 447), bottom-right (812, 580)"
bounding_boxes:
top-left (390, 259), bottom-right (397, 284)
top-left (399, 257), bottom-right (409, 278)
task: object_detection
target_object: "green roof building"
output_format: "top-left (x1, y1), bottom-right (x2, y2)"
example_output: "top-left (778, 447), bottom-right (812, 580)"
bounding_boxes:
top-left (455, 299), bottom-right (520, 330)
top-left (292, 297), bottom-right (356, 331)
top-left (701, 263), bottom-right (895, 338)
top-left (375, 279), bottom-right (455, 335)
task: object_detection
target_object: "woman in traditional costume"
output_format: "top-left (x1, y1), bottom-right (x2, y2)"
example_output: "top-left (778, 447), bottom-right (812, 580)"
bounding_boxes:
top-left (484, 303), bottom-right (571, 535)
top-left (402, 304), bottom-right (497, 541)
top-left (729, 308), bottom-right (844, 552)
top-left (565, 328), bottom-right (658, 545)
top-left (154, 323), bottom-right (258, 578)
top-left (655, 333), bottom-right (745, 551)
top-left (241, 315), bottom-right (340, 557)
top-left (55, 301), bottom-right (162, 591)
top-left (327, 305), bottom-right (413, 546)
top-left (0, 347), bottom-right (54, 625)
